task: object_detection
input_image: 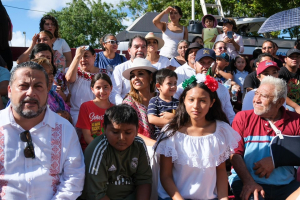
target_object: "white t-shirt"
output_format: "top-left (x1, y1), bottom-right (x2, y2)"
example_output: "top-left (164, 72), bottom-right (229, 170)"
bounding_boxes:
top-left (53, 38), bottom-right (71, 55)
top-left (155, 120), bottom-right (241, 199)
top-left (242, 89), bottom-right (286, 111)
top-left (152, 56), bottom-right (171, 70)
top-left (233, 70), bottom-right (249, 93)
top-left (174, 63), bottom-right (196, 86)
top-left (109, 60), bottom-right (133, 105)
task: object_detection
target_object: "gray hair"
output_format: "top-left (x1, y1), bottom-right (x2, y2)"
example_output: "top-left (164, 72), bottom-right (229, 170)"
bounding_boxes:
top-left (10, 61), bottom-right (49, 87)
top-left (177, 40), bottom-right (189, 49)
top-left (100, 33), bottom-right (115, 51)
top-left (260, 76), bottom-right (287, 103)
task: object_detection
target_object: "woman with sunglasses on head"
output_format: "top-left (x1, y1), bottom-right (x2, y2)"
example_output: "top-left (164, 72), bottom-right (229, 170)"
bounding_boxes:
top-left (153, 6), bottom-right (188, 59)
top-left (94, 34), bottom-right (127, 76)
top-left (214, 18), bottom-right (244, 59)
top-left (40, 15), bottom-right (72, 68)
top-left (65, 45), bottom-right (102, 126)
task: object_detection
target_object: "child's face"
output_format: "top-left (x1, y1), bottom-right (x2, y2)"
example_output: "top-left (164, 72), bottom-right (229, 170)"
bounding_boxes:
top-left (216, 57), bottom-right (229, 70)
top-left (205, 18), bottom-right (214, 28)
top-left (184, 87), bottom-right (215, 121)
top-left (91, 79), bottom-right (112, 100)
top-left (105, 122), bottom-right (138, 151)
top-left (234, 57), bottom-right (246, 72)
top-left (195, 38), bottom-right (204, 46)
top-left (157, 76), bottom-right (177, 97)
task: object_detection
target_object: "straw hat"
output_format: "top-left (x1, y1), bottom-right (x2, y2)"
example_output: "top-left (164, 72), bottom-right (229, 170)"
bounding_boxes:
top-left (122, 58), bottom-right (157, 80)
top-left (145, 32), bottom-right (165, 50)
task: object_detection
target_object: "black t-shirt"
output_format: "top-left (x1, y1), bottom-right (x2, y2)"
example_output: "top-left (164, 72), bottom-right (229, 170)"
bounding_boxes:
top-left (279, 66), bottom-right (300, 105)
top-left (274, 57), bottom-right (283, 68)
top-left (243, 71), bottom-right (260, 93)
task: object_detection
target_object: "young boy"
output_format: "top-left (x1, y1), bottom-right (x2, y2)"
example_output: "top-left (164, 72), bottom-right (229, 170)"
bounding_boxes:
top-left (147, 68), bottom-right (179, 139)
top-left (215, 52), bottom-right (233, 82)
top-left (80, 104), bottom-right (152, 200)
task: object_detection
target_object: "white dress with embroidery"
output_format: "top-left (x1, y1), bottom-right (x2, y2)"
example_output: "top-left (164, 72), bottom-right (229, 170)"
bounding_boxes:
top-left (155, 120), bottom-right (241, 199)
top-left (67, 67), bottom-right (101, 125)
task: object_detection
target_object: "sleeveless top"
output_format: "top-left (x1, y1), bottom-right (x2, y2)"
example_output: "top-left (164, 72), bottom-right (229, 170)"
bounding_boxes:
top-left (203, 28), bottom-right (218, 49)
top-left (160, 24), bottom-right (185, 58)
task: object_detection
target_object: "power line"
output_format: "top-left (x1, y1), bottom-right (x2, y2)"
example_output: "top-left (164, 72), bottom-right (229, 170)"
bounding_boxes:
top-left (4, 4), bottom-right (47, 13)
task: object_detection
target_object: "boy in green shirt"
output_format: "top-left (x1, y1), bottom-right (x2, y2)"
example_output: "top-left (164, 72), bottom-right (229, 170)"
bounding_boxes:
top-left (80, 104), bottom-right (152, 200)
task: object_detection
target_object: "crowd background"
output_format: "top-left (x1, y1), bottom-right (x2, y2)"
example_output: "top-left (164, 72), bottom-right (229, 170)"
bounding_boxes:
top-left (1, 2), bottom-right (300, 200)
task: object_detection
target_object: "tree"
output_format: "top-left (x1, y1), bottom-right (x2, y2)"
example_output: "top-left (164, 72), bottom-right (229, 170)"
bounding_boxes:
top-left (47, 0), bottom-right (127, 48)
top-left (118, 0), bottom-right (300, 38)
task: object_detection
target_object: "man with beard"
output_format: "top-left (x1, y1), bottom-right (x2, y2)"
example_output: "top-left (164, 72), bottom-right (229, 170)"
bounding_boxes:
top-left (0, 61), bottom-right (85, 199)
top-left (229, 76), bottom-right (300, 200)
top-left (110, 35), bottom-right (148, 105)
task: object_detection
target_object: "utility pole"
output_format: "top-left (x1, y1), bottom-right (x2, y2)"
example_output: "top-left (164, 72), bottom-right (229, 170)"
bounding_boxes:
top-left (23, 32), bottom-right (26, 47)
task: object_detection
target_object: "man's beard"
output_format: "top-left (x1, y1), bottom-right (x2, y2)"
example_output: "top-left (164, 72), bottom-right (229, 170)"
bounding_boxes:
top-left (253, 103), bottom-right (272, 116)
top-left (11, 97), bottom-right (47, 119)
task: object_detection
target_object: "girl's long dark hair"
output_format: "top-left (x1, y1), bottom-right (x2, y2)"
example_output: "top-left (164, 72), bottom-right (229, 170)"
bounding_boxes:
top-left (155, 81), bottom-right (229, 151)
top-left (230, 55), bottom-right (252, 74)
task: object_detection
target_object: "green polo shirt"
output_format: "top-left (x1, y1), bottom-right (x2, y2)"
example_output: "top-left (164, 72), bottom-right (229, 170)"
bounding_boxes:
top-left (80, 134), bottom-right (152, 200)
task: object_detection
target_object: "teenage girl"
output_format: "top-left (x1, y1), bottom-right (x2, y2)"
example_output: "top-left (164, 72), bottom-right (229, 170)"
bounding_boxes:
top-left (76, 73), bottom-right (113, 151)
top-left (155, 74), bottom-right (241, 200)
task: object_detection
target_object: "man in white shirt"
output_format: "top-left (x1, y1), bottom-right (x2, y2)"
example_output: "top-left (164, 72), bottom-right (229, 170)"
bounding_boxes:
top-left (175, 48), bottom-right (235, 123)
top-left (175, 42), bottom-right (202, 86)
top-left (0, 61), bottom-right (85, 199)
top-left (109, 35), bottom-right (148, 105)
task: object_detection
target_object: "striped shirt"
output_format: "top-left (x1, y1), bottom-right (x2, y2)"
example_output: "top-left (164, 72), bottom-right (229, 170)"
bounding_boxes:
top-left (147, 96), bottom-right (179, 138)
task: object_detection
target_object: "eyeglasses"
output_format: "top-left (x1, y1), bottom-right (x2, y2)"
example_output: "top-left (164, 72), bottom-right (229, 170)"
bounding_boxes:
top-left (254, 91), bottom-right (274, 100)
top-left (105, 40), bottom-right (120, 45)
top-left (20, 130), bottom-right (35, 159)
top-left (217, 47), bottom-right (227, 51)
top-left (262, 46), bottom-right (273, 50)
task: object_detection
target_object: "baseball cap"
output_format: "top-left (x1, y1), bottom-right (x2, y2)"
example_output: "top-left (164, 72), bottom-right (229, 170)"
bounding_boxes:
top-left (257, 60), bottom-right (280, 75)
top-left (195, 48), bottom-right (216, 62)
top-left (286, 48), bottom-right (300, 57)
top-left (216, 53), bottom-right (230, 62)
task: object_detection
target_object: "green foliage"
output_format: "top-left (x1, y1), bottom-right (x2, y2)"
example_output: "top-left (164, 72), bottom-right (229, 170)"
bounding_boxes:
top-left (118, 0), bottom-right (300, 38)
top-left (47, 0), bottom-right (127, 48)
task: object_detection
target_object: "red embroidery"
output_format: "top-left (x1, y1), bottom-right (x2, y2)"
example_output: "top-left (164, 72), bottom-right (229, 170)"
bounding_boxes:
top-left (50, 124), bottom-right (62, 195)
top-left (0, 127), bottom-right (8, 198)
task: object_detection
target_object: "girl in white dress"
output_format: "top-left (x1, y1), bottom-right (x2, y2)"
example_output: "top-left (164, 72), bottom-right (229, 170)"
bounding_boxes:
top-left (155, 74), bottom-right (241, 200)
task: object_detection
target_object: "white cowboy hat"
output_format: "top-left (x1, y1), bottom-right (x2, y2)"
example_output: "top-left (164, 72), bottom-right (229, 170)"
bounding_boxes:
top-left (122, 58), bottom-right (157, 80)
top-left (145, 32), bottom-right (165, 50)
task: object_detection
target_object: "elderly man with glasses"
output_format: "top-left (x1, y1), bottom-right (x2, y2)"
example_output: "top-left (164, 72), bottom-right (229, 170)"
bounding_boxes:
top-left (0, 61), bottom-right (85, 199)
top-left (230, 76), bottom-right (300, 200)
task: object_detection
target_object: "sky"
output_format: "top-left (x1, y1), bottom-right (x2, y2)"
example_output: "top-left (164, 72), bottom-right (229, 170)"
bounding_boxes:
top-left (3, 0), bottom-right (133, 47)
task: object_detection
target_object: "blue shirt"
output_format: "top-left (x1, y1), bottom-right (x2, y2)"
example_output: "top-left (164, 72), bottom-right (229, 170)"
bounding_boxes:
top-left (147, 96), bottom-right (179, 138)
top-left (0, 67), bottom-right (10, 82)
top-left (94, 52), bottom-right (127, 76)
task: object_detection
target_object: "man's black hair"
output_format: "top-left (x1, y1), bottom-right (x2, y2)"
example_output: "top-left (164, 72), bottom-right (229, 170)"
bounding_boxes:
top-left (104, 104), bottom-right (139, 128)
top-left (128, 35), bottom-right (147, 49)
top-left (10, 61), bottom-right (49, 87)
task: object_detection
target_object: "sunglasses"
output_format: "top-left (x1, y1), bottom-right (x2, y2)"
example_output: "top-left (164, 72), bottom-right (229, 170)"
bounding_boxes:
top-left (217, 47), bottom-right (227, 51)
top-left (20, 130), bottom-right (35, 159)
top-left (105, 40), bottom-right (120, 45)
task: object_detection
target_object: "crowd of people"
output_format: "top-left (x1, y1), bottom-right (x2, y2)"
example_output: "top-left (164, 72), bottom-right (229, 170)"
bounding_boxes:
top-left (1, 2), bottom-right (300, 200)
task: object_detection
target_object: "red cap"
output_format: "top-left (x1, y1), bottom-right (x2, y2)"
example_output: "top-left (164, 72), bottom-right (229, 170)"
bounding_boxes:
top-left (257, 60), bottom-right (280, 75)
